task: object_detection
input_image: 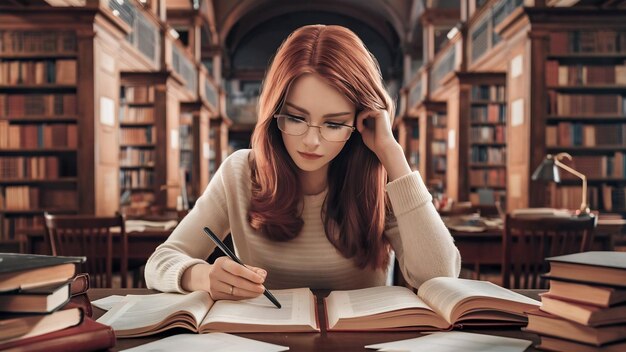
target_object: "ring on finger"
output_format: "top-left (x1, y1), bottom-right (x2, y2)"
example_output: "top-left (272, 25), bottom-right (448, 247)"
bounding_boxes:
top-left (229, 285), bottom-right (234, 295)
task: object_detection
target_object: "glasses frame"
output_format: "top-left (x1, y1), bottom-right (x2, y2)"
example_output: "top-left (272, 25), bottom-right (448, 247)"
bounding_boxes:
top-left (274, 113), bottom-right (356, 142)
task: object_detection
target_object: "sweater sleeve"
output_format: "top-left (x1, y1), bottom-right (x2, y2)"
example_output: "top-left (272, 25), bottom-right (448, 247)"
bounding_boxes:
top-left (144, 151), bottom-right (246, 293)
top-left (384, 171), bottom-right (461, 288)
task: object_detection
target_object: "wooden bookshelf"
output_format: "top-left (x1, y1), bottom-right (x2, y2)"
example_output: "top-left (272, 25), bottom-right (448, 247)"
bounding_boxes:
top-left (429, 106), bottom-right (448, 195)
top-left (179, 101), bottom-right (211, 204)
top-left (119, 81), bottom-right (157, 216)
top-left (0, 30), bottom-right (79, 242)
top-left (544, 29), bottom-right (626, 213)
top-left (468, 80), bottom-right (507, 205)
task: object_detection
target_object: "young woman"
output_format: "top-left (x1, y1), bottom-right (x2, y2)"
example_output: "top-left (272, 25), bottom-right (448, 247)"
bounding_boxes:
top-left (145, 25), bottom-right (460, 300)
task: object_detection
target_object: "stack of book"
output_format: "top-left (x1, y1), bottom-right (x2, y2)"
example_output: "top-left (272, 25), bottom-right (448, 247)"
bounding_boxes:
top-left (0, 253), bottom-right (116, 351)
top-left (524, 251), bottom-right (626, 352)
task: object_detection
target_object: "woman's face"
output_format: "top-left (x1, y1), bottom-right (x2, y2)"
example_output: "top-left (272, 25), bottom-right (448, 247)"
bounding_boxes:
top-left (278, 74), bottom-right (356, 174)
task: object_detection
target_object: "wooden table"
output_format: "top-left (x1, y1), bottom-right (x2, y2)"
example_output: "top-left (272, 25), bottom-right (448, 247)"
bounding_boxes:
top-left (89, 288), bottom-right (543, 352)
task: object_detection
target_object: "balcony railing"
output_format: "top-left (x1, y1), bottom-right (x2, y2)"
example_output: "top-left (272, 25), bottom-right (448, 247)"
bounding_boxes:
top-left (430, 44), bottom-right (456, 93)
top-left (108, 0), bottom-right (161, 65)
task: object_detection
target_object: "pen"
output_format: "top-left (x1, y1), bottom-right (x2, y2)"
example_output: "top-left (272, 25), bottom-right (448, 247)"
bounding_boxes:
top-left (203, 226), bottom-right (282, 309)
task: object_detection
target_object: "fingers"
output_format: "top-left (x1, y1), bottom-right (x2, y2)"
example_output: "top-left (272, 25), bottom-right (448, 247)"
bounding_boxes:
top-left (356, 110), bottom-right (391, 134)
top-left (213, 280), bottom-right (261, 300)
top-left (209, 257), bottom-right (266, 300)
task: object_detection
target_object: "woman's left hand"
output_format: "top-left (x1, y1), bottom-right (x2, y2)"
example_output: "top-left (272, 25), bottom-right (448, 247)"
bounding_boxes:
top-left (356, 109), bottom-right (412, 181)
top-left (356, 109), bottom-right (398, 157)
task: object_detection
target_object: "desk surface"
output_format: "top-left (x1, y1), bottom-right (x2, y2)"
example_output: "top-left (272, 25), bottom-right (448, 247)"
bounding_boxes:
top-left (89, 288), bottom-right (543, 352)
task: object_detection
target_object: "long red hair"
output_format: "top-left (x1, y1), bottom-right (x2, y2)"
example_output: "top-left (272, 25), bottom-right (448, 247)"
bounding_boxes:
top-left (248, 25), bottom-right (395, 270)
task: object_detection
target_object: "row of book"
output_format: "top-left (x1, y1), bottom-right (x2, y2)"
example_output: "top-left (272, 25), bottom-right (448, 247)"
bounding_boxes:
top-left (550, 30), bottom-right (626, 54)
top-left (548, 93), bottom-right (626, 116)
top-left (470, 125), bottom-right (506, 143)
top-left (469, 189), bottom-right (505, 206)
top-left (525, 251), bottom-right (626, 352)
top-left (120, 169), bottom-right (155, 189)
top-left (548, 184), bottom-right (626, 213)
top-left (432, 128), bottom-right (447, 140)
top-left (121, 85), bottom-right (155, 104)
top-left (120, 148), bottom-right (155, 167)
top-left (119, 106), bottom-right (155, 123)
top-left (469, 169), bottom-right (506, 188)
top-left (0, 253), bottom-right (115, 351)
top-left (0, 215), bottom-right (43, 240)
top-left (0, 59), bottom-right (77, 85)
top-left (119, 126), bottom-right (156, 145)
top-left (546, 123), bottom-right (626, 147)
top-left (554, 154), bottom-right (626, 180)
top-left (0, 186), bottom-right (77, 211)
top-left (120, 191), bottom-right (155, 216)
top-left (432, 156), bottom-right (446, 173)
top-left (470, 85), bottom-right (505, 101)
top-left (470, 104), bottom-right (506, 123)
top-left (432, 140), bottom-right (446, 155)
top-left (0, 30), bottom-right (76, 54)
top-left (0, 156), bottom-right (71, 179)
top-left (470, 145), bottom-right (506, 164)
top-left (546, 61), bottom-right (626, 86)
top-left (0, 93), bottom-right (76, 117)
top-left (0, 122), bottom-right (78, 149)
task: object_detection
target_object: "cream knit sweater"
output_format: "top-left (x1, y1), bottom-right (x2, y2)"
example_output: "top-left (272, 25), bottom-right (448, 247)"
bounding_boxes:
top-left (145, 149), bottom-right (461, 292)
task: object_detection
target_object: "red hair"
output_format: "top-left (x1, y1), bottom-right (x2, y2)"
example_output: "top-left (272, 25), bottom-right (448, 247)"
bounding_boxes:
top-left (248, 25), bottom-right (395, 270)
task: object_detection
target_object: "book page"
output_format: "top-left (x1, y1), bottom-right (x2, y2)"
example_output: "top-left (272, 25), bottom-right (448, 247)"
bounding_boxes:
top-left (123, 333), bottom-right (288, 352)
top-left (326, 286), bottom-right (436, 329)
top-left (200, 288), bottom-right (318, 330)
top-left (418, 278), bottom-right (540, 323)
top-left (96, 291), bottom-right (213, 334)
top-left (366, 331), bottom-right (532, 352)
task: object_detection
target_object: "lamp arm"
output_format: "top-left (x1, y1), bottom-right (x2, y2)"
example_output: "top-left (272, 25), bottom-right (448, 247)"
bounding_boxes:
top-left (554, 159), bottom-right (588, 213)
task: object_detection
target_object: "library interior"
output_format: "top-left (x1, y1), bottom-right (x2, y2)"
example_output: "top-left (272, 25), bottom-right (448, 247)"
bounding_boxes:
top-left (1, 1), bottom-right (626, 351)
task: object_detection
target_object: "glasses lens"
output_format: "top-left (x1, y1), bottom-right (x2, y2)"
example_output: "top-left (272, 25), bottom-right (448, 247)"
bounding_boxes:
top-left (277, 115), bottom-right (307, 135)
top-left (320, 125), bottom-right (353, 142)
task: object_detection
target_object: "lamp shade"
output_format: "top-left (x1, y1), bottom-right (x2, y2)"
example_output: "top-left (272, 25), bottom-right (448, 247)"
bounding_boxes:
top-left (531, 156), bottom-right (561, 183)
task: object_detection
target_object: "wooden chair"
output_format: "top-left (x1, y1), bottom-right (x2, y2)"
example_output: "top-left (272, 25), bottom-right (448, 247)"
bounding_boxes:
top-left (502, 214), bottom-right (596, 289)
top-left (44, 212), bottom-right (126, 288)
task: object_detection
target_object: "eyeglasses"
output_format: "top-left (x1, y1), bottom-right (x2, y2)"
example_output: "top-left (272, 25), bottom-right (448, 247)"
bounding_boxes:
top-left (274, 114), bottom-right (355, 142)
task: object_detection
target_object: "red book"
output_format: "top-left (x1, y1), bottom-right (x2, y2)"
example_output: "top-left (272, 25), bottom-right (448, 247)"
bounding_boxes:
top-left (0, 317), bottom-right (116, 352)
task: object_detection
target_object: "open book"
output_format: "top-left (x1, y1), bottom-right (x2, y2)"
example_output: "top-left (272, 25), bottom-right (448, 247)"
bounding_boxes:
top-left (325, 277), bottom-right (540, 331)
top-left (96, 288), bottom-right (319, 337)
top-left (124, 219), bottom-right (178, 232)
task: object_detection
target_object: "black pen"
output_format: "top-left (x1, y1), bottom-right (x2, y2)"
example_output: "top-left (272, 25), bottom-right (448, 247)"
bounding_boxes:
top-left (203, 226), bottom-right (282, 309)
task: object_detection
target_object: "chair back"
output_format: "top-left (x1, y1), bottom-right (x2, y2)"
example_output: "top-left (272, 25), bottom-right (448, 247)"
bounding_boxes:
top-left (44, 212), bottom-right (125, 288)
top-left (502, 214), bottom-right (596, 289)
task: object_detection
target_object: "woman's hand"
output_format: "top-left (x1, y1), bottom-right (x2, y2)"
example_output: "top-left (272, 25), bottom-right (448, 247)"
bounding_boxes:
top-left (356, 109), bottom-right (412, 181)
top-left (181, 258), bottom-right (267, 300)
top-left (356, 109), bottom-right (397, 157)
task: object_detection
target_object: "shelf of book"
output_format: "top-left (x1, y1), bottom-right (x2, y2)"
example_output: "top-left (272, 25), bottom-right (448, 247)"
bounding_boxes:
top-left (0, 29), bottom-right (80, 241)
top-left (119, 83), bottom-right (157, 217)
top-left (468, 82), bottom-right (507, 206)
top-left (430, 111), bottom-right (447, 194)
top-left (544, 29), bottom-right (626, 214)
top-left (179, 109), bottom-right (193, 205)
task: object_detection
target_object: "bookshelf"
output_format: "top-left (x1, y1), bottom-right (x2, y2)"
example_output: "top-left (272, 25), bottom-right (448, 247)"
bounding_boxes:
top-left (429, 107), bottom-right (448, 195)
top-left (179, 108), bottom-right (193, 205)
top-left (119, 82), bottom-right (157, 216)
top-left (468, 81), bottom-right (507, 205)
top-left (179, 101), bottom-right (211, 204)
top-left (0, 30), bottom-right (80, 241)
top-left (544, 30), bottom-right (626, 213)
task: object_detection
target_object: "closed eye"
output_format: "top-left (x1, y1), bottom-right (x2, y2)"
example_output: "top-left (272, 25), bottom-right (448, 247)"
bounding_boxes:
top-left (286, 114), bottom-right (306, 122)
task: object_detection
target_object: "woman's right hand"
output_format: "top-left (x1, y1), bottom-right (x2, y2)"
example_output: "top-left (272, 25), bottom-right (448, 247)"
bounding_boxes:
top-left (181, 258), bottom-right (267, 300)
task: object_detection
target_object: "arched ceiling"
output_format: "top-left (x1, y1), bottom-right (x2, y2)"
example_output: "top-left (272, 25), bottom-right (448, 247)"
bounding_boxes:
top-left (226, 10), bottom-right (400, 80)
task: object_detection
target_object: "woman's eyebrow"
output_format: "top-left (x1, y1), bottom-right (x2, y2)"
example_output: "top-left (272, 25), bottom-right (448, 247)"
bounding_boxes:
top-left (285, 102), bottom-right (352, 118)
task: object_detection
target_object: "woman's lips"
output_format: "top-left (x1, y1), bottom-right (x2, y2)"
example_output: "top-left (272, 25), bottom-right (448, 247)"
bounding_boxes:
top-left (298, 152), bottom-right (323, 160)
